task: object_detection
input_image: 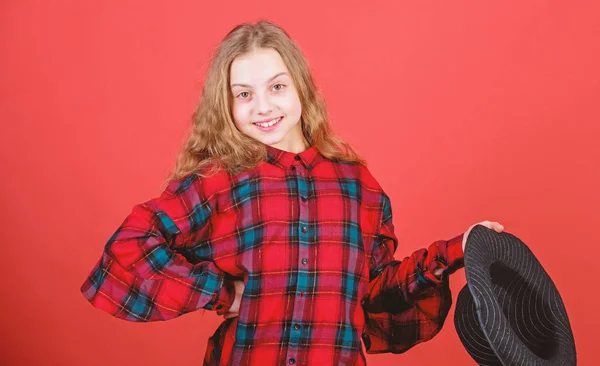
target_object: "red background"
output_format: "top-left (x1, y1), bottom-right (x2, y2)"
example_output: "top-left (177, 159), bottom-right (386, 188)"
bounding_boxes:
top-left (1, 1), bottom-right (598, 365)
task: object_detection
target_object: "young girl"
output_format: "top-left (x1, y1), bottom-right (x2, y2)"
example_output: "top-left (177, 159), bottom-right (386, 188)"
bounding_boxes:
top-left (81, 21), bottom-right (504, 365)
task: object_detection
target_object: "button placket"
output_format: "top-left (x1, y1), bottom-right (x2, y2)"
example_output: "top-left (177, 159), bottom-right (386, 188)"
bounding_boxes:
top-left (297, 165), bottom-right (310, 271)
top-left (286, 163), bottom-right (310, 361)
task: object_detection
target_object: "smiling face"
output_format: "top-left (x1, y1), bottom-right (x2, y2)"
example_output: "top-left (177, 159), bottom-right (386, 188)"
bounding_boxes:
top-left (230, 48), bottom-right (306, 152)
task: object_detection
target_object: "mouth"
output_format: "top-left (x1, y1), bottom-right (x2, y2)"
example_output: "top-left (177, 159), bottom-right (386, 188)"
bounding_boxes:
top-left (253, 116), bottom-right (283, 131)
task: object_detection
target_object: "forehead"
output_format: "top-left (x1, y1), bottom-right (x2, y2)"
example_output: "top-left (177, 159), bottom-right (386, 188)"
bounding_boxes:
top-left (230, 48), bottom-right (290, 85)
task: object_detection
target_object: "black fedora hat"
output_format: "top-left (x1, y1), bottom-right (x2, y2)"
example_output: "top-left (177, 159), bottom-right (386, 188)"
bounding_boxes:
top-left (454, 225), bottom-right (576, 365)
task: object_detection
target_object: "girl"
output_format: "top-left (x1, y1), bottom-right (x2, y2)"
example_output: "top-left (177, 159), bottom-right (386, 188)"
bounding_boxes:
top-left (81, 21), bottom-right (503, 365)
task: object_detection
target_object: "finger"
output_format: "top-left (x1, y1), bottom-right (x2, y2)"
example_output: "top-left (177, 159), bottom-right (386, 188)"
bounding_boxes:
top-left (488, 222), bottom-right (503, 232)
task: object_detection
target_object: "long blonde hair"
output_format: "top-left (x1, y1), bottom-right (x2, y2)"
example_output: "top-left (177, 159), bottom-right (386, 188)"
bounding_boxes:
top-left (167, 20), bottom-right (365, 183)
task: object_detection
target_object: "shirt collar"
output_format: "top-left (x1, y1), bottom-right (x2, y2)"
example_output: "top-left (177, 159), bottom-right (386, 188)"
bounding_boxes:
top-left (264, 144), bottom-right (323, 171)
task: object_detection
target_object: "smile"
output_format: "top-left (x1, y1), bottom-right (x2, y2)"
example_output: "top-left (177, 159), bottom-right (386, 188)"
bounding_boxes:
top-left (253, 116), bottom-right (283, 130)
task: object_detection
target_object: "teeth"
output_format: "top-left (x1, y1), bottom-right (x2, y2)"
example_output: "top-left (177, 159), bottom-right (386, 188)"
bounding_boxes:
top-left (255, 117), bottom-right (281, 127)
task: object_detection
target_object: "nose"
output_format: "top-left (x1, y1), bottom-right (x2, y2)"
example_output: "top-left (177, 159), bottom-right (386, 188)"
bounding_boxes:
top-left (256, 93), bottom-right (273, 115)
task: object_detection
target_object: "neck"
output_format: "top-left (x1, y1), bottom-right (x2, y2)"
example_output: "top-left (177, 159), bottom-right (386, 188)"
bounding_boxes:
top-left (270, 137), bottom-right (310, 154)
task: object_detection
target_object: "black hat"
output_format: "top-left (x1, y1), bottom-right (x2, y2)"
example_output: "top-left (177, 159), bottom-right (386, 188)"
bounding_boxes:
top-left (454, 225), bottom-right (576, 365)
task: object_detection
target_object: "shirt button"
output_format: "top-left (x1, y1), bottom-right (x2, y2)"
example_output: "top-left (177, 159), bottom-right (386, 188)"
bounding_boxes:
top-left (301, 226), bottom-right (307, 234)
top-left (289, 358), bottom-right (296, 364)
top-left (294, 323), bottom-right (301, 331)
top-left (301, 258), bottom-right (308, 265)
top-left (294, 155), bottom-right (301, 161)
top-left (301, 196), bottom-right (307, 202)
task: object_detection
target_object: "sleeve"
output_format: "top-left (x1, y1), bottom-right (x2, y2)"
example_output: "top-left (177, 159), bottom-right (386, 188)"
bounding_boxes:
top-left (80, 174), bottom-right (236, 322)
top-left (361, 193), bottom-right (465, 354)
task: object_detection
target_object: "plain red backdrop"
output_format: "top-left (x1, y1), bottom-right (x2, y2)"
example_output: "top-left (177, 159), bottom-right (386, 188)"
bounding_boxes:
top-left (1, 1), bottom-right (599, 365)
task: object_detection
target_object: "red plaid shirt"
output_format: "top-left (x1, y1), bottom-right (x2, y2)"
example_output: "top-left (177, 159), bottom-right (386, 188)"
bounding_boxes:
top-left (81, 144), bottom-right (464, 365)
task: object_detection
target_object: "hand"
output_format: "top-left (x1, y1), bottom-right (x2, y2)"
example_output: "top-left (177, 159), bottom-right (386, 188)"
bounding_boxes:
top-left (223, 280), bottom-right (245, 319)
top-left (432, 221), bottom-right (504, 279)
top-left (462, 220), bottom-right (504, 252)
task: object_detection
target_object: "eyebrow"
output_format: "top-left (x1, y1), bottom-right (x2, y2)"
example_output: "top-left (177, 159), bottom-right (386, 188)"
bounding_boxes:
top-left (230, 72), bottom-right (289, 89)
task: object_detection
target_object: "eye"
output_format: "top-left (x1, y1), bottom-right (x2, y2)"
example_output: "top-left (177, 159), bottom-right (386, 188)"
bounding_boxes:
top-left (236, 91), bottom-right (250, 99)
top-left (272, 83), bottom-right (285, 91)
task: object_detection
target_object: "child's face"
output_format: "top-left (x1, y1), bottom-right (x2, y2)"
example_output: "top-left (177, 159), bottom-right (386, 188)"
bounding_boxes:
top-left (230, 48), bottom-right (305, 151)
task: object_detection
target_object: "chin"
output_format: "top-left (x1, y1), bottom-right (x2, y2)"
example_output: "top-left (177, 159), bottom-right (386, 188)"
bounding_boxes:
top-left (240, 122), bottom-right (292, 146)
top-left (260, 135), bottom-right (284, 146)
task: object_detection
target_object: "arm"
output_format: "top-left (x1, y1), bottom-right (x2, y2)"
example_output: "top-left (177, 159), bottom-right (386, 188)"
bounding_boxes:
top-left (362, 193), bottom-right (464, 354)
top-left (80, 174), bottom-right (235, 322)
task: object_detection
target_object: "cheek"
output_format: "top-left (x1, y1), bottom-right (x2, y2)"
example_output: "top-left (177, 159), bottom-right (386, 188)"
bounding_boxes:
top-left (232, 102), bottom-right (251, 127)
top-left (280, 93), bottom-right (302, 117)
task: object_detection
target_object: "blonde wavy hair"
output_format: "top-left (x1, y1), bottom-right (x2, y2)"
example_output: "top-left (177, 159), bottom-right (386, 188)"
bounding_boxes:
top-left (167, 20), bottom-right (365, 183)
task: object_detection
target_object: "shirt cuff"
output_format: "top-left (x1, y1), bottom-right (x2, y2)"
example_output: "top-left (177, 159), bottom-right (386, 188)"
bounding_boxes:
top-left (213, 278), bottom-right (236, 316)
top-left (445, 232), bottom-right (465, 270)
top-left (422, 233), bottom-right (465, 285)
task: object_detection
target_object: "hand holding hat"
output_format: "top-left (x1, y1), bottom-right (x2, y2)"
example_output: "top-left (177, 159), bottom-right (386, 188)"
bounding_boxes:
top-left (462, 220), bottom-right (505, 252)
top-left (433, 221), bottom-right (505, 279)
